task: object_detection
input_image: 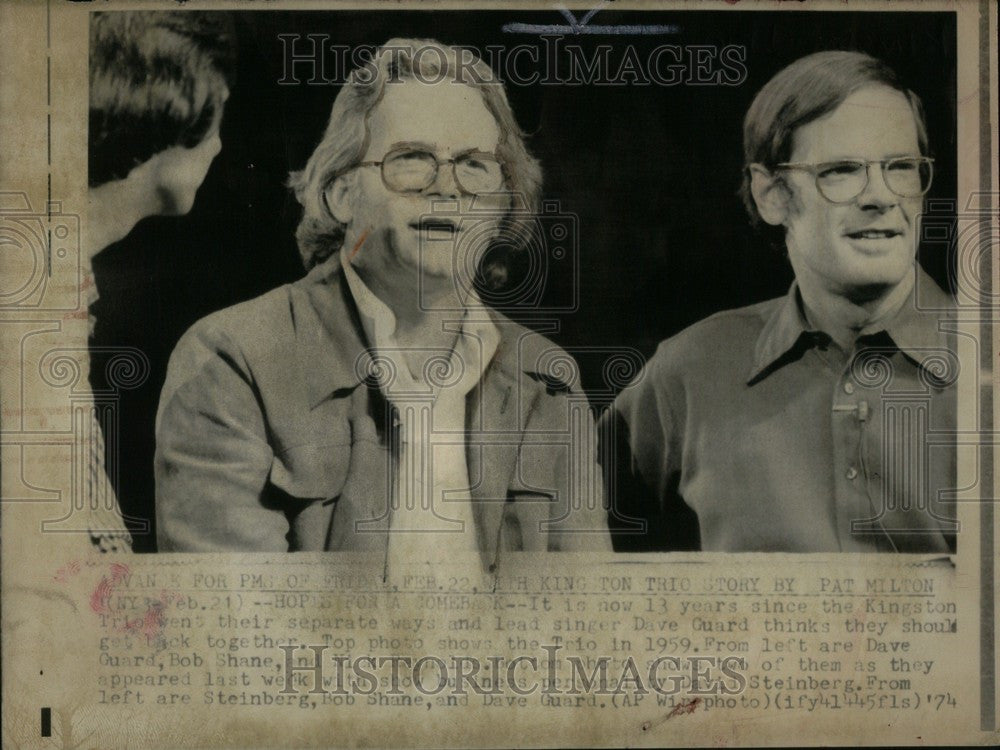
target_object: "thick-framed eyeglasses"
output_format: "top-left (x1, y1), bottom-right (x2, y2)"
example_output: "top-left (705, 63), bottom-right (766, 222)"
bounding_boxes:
top-left (773, 156), bottom-right (934, 204)
top-left (355, 146), bottom-right (507, 196)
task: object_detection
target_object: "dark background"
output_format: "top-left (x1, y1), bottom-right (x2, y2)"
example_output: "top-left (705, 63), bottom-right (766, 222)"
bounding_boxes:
top-left (90, 9), bottom-right (958, 552)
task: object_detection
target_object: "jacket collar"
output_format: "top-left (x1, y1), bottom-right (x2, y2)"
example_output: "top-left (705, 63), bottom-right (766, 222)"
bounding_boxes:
top-left (747, 268), bottom-right (955, 386)
top-left (297, 253), bottom-right (372, 408)
top-left (299, 251), bottom-right (541, 408)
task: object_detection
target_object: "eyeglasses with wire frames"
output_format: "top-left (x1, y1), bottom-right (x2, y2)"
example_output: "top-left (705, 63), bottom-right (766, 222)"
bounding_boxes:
top-left (349, 145), bottom-right (508, 197)
top-left (772, 156), bottom-right (934, 204)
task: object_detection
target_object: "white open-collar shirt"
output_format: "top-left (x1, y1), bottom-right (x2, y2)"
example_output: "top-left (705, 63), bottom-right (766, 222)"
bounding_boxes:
top-left (339, 250), bottom-right (501, 570)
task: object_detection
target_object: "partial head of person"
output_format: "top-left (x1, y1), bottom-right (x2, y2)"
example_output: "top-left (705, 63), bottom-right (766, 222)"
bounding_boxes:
top-left (741, 51), bottom-right (932, 303)
top-left (291, 38), bottom-right (542, 300)
top-left (89, 11), bottom-right (235, 220)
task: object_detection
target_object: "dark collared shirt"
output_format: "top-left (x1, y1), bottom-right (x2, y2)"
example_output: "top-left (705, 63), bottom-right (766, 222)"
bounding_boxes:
top-left (604, 272), bottom-right (957, 553)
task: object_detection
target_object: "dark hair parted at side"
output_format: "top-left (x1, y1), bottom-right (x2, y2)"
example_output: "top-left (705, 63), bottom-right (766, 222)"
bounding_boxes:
top-left (740, 50), bottom-right (930, 232)
top-left (89, 11), bottom-right (236, 188)
top-left (290, 38), bottom-right (543, 271)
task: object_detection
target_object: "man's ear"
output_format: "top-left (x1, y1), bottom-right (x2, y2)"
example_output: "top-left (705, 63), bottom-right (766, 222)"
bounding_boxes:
top-left (323, 175), bottom-right (354, 225)
top-left (748, 164), bottom-right (789, 226)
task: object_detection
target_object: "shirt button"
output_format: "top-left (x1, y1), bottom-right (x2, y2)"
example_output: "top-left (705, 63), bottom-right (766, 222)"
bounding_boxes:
top-left (843, 382), bottom-right (855, 395)
top-left (846, 466), bottom-right (859, 480)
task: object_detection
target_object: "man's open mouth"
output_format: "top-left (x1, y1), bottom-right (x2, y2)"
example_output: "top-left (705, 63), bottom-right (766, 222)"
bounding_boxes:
top-left (411, 219), bottom-right (459, 235)
top-left (845, 229), bottom-right (902, 239)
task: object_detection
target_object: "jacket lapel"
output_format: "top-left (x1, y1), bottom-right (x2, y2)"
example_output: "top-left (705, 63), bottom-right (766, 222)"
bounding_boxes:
top-left (468, 331), bottom-right (544, 568)
top-left (294, 254), bottom-right (372, 409)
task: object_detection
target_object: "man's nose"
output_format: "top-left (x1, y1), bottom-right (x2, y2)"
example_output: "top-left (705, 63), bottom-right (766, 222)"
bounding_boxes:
top-left (427, 161), bottom-right (461, 198)
top-left (857, 162), bottom-right (897, 210)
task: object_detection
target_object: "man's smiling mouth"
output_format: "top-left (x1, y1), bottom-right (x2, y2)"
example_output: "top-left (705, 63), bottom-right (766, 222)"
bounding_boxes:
top-left (845, 228), bottom-right (902, 240)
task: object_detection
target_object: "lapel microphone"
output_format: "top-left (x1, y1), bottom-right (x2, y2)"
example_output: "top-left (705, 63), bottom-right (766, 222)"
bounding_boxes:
top-left (833, 399), bottom-right (870, 421)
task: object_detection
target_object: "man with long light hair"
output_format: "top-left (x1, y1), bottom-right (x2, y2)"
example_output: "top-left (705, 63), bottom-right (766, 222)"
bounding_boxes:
top-left (155, 39), bottom-right (611, 569)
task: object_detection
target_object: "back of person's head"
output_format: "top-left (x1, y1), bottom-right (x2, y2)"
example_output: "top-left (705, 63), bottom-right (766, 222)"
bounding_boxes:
top-left (89, 11), bottom-right (236, 188)
top-left (740, 50), bottom-right (928, 235)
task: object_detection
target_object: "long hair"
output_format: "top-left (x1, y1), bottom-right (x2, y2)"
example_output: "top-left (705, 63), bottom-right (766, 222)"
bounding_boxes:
top-left (89, 11), bottom-right (236, 188)
top-left (289, 38), bottom-right (543, 271)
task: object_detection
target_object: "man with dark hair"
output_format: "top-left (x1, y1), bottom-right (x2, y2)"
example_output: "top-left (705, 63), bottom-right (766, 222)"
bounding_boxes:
top-left (154, 39), bottom-right (611, 569)
top-left (84, 11), bottom-right (234, 551)
top-left (603, 50), bottom-right (957, 553)
top-left (89, 11), bottom-right (234, 247)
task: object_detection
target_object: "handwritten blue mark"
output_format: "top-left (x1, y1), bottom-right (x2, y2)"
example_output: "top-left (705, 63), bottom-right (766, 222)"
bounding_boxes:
top-left (503, 4), bottom-right (680, 36)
